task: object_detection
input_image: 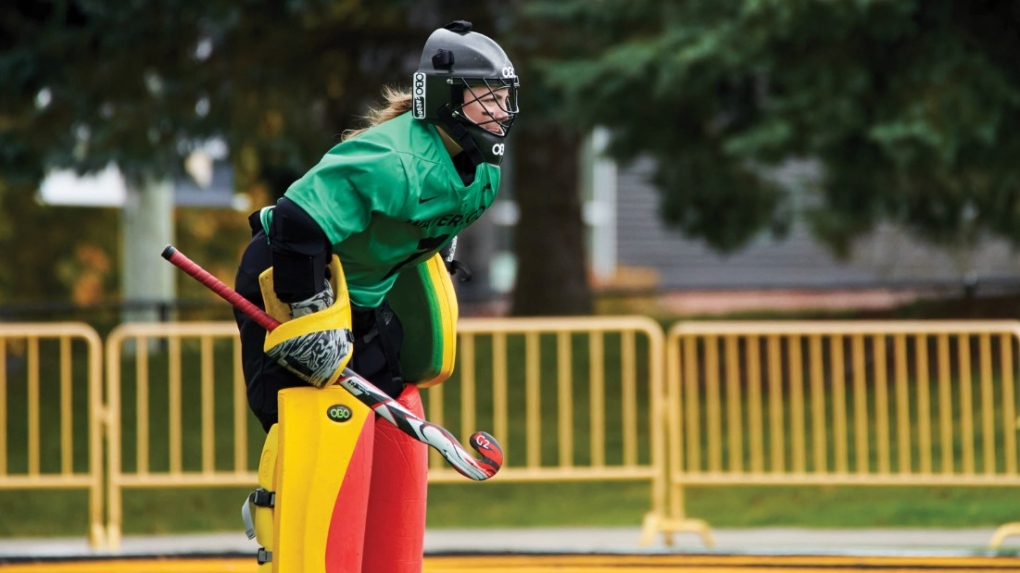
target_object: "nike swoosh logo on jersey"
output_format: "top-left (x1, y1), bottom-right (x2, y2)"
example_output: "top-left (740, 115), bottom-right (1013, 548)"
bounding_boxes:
top-left (419, 196), bottom-right (438, 204)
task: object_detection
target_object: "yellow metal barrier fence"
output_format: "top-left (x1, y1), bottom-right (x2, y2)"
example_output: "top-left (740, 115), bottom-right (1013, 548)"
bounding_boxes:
top-left (105, 322), bottom-right (254, 549)
top-left (10, 317), bottom-right (1020, 550)
top-left (0, 323), bottom-right (105, 547)
top-left (652, 320), bottom-right (1020, 548)
top-left (427, 317), bottom-right (668, 526)
top-left (103, 316), bottom-right (668, 547)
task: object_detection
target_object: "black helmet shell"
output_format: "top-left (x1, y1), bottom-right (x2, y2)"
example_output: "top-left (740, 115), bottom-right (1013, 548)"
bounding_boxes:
top-left (412, 21), bottom-right (519, 165)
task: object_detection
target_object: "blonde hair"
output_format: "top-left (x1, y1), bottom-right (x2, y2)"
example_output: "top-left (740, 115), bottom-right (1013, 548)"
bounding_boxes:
top-left (341, 86), bottom-right (413, 141)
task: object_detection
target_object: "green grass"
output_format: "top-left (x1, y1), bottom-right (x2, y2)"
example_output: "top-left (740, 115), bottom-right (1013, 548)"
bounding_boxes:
top-left (430, 479), bottom-right (1020, 530)
top-left (684, 486), bottom-right (1020, 528)
top-left (1, 482), bottom-right (1017, 537)
top-left (429, 482), bottom-right (1020, 530)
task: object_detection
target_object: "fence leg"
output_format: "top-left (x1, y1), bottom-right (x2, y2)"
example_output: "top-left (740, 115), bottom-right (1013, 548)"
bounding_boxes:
top-left (990, 522), bottom-right (1020, 549)
top-left (640, 511), bottom-right (715, 548)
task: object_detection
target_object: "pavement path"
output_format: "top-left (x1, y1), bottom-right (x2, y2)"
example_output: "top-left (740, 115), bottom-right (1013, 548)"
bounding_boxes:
top-left (0, 527), bottom-right (1018, 560)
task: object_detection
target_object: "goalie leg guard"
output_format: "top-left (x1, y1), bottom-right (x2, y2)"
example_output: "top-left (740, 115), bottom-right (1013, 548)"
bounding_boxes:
top-left (242, 424), bottom-right (279, 572)
top-left (361, 384), bottom-right (429, 573)
top-left (274, 386), bottom-right (375, 573)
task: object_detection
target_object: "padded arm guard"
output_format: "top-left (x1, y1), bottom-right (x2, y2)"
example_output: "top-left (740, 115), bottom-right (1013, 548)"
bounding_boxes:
top-left (260, 256), bottom-right (354, 389)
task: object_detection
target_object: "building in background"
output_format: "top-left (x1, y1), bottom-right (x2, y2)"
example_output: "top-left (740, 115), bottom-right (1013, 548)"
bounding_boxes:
top-left (604, 157), bottom-right (1020, 314)
top-left (37, 144), bottom-right (246, 323)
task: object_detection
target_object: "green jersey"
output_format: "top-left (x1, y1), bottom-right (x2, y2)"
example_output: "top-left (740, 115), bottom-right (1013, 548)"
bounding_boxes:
top-left (274, 112), bottom-right (500, 308)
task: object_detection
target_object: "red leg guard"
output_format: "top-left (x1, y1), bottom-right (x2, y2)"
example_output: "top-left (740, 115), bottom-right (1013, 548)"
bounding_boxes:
top-left (276, 387), bottom-right (375, 573)
top-left (361, 385), bottom-right (429, 573)
top-left (323, 426), bottom-right (374, 573)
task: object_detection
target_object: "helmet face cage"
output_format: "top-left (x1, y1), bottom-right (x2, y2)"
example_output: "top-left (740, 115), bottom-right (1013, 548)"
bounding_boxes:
top-left (451, 76), bottom-right (520, 137)
top-left (412, 22), bottom-right (520, 165)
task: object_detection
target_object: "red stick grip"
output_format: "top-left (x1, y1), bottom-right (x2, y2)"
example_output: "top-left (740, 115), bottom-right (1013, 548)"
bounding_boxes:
top-left (160, 245), bottom-right (281, 331)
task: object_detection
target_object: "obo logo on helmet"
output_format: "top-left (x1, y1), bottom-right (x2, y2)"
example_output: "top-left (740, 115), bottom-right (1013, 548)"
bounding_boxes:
top-left (412, 72), bottom-right (427, 119)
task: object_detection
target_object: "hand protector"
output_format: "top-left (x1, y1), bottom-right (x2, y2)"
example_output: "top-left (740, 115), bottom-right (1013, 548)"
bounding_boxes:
top-left (289, 280), bottom-right (335, 318)
top-left (259, 257), bottom-right (354, 388)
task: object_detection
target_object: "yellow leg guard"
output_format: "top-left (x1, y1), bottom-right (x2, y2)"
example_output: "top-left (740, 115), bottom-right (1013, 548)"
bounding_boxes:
top-left (268, 386), bottom-right (375, 573)
top-left (246, 424), bottom-right (279, 572)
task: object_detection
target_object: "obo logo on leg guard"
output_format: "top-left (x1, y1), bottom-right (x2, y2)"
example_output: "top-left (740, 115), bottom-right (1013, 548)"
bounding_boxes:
top-left (327, 404), bottom-right (353, 423)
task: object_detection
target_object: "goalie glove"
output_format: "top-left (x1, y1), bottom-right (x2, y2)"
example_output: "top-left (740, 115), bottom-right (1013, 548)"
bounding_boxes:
top-left (289, 280), bottom-right (335, 318)
top-left (260, 259), bottom-right (354, 388)
top-left (265, 320), bottom-right (353, 388)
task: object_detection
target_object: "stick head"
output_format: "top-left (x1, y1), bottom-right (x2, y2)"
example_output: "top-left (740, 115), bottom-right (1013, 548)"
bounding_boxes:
top-left (469, 431), bottom-right (503, 478)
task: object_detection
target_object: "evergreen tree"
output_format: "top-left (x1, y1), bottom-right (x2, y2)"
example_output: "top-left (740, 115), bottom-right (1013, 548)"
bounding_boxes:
top-left (526, 0), bottom-right (1020, 256)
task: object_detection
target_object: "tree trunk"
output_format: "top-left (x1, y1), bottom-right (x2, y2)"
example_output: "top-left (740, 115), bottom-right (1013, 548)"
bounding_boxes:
top-left (510, 125), bottom-right (592, 316)
top-left (121, 175), bottom-right (176, 323)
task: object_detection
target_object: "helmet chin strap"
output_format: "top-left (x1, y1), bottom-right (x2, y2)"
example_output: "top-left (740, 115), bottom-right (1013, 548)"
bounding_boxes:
top-left (438, 106), bottom-right (487, 166)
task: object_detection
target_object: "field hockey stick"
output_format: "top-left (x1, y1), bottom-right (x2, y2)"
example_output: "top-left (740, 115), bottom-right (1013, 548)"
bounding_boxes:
top-left (161, 245), bottom-right (503, 481)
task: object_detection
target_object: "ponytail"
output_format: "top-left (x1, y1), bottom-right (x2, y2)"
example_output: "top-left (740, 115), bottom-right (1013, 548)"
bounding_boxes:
top-left (341, 86), bottom-right (413, 141)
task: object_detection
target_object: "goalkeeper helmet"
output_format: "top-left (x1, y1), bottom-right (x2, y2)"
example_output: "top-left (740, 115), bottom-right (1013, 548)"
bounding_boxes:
top-left (412, 21), bottom-right (519, 166)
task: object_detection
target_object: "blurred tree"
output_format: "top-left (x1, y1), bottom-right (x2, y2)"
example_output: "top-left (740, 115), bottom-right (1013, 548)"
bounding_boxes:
top-left (1, 1), bottom-right (594, 316)
top-left (504, 7), bottom-right (593, 316)
top-left (0, 0), bottom-right (435, 188)
top-left (0, 0), bottom-right (438, 309)
top-left (525, 0), bottom-right (1020, 257)
top-left (0, 178), bottom-right (120, 307)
